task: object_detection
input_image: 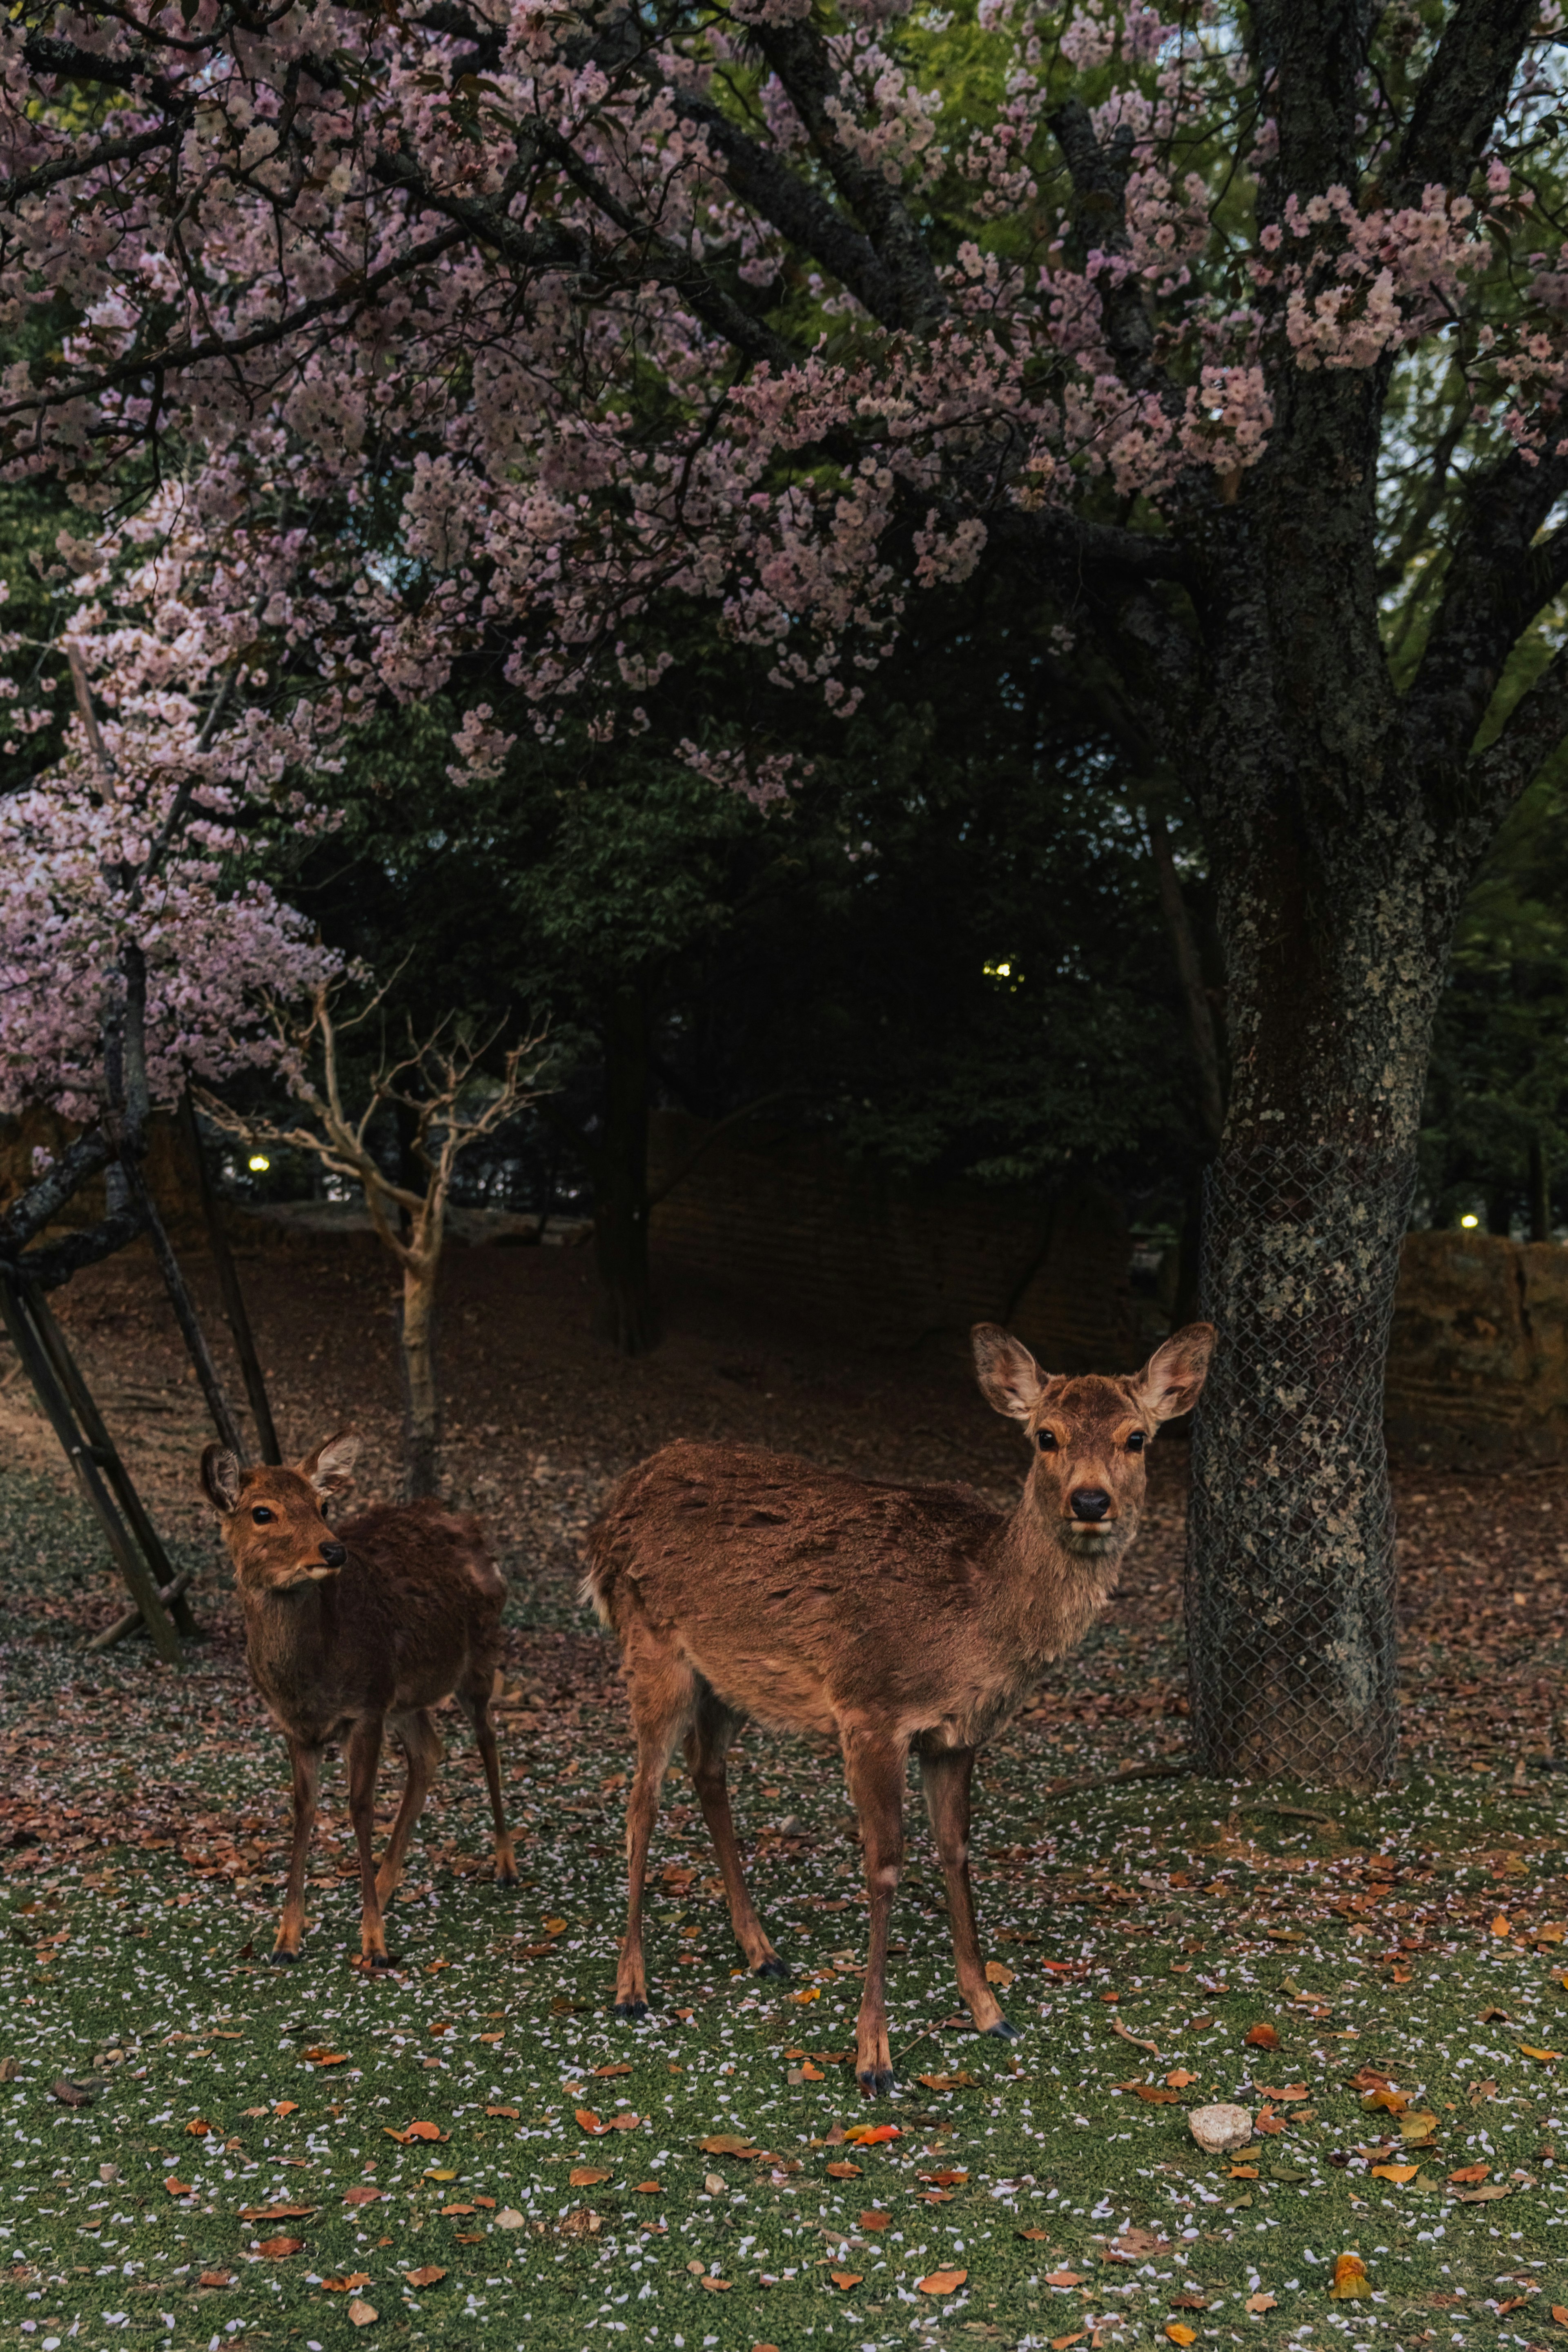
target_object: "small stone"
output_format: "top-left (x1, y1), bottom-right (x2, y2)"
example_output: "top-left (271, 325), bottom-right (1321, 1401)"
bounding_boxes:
top-left (1187, 2102), bottom-right (1254, 2156)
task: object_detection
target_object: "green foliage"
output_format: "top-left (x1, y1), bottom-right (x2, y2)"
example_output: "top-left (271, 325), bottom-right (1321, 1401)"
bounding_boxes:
top-left (1421, 768), bottom-right (1568, 1230)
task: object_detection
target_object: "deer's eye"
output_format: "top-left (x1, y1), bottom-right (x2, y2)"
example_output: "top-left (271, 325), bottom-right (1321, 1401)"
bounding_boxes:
top-left (1125, 1431), bottom-right (1146, 1453)
top-left (251, 1505), bottom-right (275, 1525)
top-left (1036, 1429), bottom-right (1058, 1452)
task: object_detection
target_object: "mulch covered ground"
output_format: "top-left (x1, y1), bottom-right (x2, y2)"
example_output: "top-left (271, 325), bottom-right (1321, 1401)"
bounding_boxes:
top-left (2, 1229), bottom-right (1568, 2352)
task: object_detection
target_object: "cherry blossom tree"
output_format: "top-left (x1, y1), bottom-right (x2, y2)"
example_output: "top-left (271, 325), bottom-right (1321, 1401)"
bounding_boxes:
top-left (7, 0), bottom-right (1568, 1777)
top-left (0, 522), bottom-right (337, 1450)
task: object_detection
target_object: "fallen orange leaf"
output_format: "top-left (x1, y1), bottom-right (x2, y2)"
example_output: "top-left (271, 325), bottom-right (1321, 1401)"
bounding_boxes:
top-left (1329, 2252), bottom-right (1372, 2300)
top-left (1245, 2292), bottom-right (1277, 2314)
top-left (984, 1961), bottom-right (1014, 1986)
top-left (198, 2270), bottom-right (233, 2289)
top-left (1244, 2022), bottom-right (1280, 2050)
top-left (843, 2123), bottom-right (900, 2145)
top-left (1492, 1913), bottom-right (1512, 1938)
top-left (256, 2237), bottom-right (304, 2258)
top-left (1165, 2328), bottom-right (1196, 2347)
top-left (1254, 2083), bottom-right (1309, 2102)
top-left (1165, 2069), bottom-right (1197, 2089)
top-left (1044, 2269), bottom-right (1085, 2287)
top-left (1520, 2043), bottom-right (1562, 2062)
top-left (570, 2167), bottom-right (612, 2188)
top-left (829, 2270), bottom-right (863, 2289)
top-left (697, 2277), bottom-right (731, 2293)
top-left (404, 2265), bottom-right (447, 2289)
top-left (1448, 2163), bottom-right (1488, 2185)
top-left (272, 2100), bottom-right (299, 2117)
top-left (305, 2049), bottom-right (348, 2066)
top-left (633, 2180), bottom-right (662, 2194)
top-left (185, 2118), bottom-right (211, 2137)
top-left (164, 2179), bottom-right (192, 2198)
top-left (343, 2187), bottom-right (383, 2207)
top-left (576, 2108), bottom-right (608, 2135)
top-left (1371, 2163), bottom-right (1418, 2183)
top-left (825, 2161), bottom-right (862, 2178)
top-left (917, 2268), bottom-right (968, 2294)
top-left (860, 2209), bottom-right (891, 2230)
top-left (322, 2274), bottom-right (372, 2293)
top-left (485, 2105), bottom-right (519, 2120)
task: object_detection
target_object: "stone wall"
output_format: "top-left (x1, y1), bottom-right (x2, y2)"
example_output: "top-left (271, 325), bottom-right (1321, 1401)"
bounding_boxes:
top-left (647, 1110), bottom-right (1169, 1372)
top-left (652, 1112), bottom-right (1568, 1467)
top-left (1385, 1229), bottom-right (1568, 1471)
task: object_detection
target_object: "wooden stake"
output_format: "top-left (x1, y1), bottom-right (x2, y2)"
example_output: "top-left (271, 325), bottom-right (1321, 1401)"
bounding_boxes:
top-left (121, 1157), bottom-right (246, 1458)
top-left (27, 1286), bottom-right (198, 1640)
top-left (87, 1567), bottom-right (195, 1652)
top-left (177, 1092), bottom-right (281, 1463)
top-left (0, 1272), bottom-right (183, 1667)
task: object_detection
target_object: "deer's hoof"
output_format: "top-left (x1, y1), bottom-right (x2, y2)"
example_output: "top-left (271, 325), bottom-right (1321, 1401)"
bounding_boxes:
top-left (983, 2017), bottom-right (1020, 2040)
top-left (495, 1864), bottom-right (520, 1888)
top-left (856, 2066), bottom-right (895, 2097)
top-left (357, 1951), bottom-right (396, 1973)
top-left (754, 1956), bottom-right (790, 1980)
top-left (267, 1947), bottom-right (303, 1967)
top-left (614, 1999), bottom-right (649, 2020)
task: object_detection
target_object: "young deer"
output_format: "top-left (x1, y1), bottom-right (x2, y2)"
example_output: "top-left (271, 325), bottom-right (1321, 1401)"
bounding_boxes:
top-left (586, 1320), bottom-right (1213, 2093)
top-left (200, 1432), bottom-right (517, 1968)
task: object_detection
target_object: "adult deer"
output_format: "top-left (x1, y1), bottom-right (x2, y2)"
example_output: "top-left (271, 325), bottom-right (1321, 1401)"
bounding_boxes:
top-left (200, 1432), bottom-right (516, 1967)
top-left (586, 1321), bottom-right (1213, 2093)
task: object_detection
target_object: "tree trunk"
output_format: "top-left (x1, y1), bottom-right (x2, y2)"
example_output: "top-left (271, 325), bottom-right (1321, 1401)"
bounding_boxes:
top-left (1181, 748), bottom-right (1459, 1781)
top-left (1530, 1136), bottom-right (1552, 1245)
top-left (1147, 808), bottom-right (1226, 1150)
top-left (592, 984), bottom-right (659, 1355)
top-left (399, 1256), bottom-right (441, 1499)
top-left (1179, 381), bottom-right (1465, 1782)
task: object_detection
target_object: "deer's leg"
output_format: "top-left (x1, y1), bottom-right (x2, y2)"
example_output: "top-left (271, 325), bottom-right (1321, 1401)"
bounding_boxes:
top-left (456, 1673), bottom-right (519, 1886)
top-left (842, 1724), bottom-right (909, 2097)
top-left (616, 1655), bottom-right (695, 2018)
top-left (684, 1685), bottom-right (786, 1980)
top-left (375, 1710), bottom-right (441, 1907)
top-left (273, 1738), bottom-right (322, 1964)
top-left (345, 1714), bottom-right (394, 1971)
top-left (921, 1744), bottom-right (1014, 2038)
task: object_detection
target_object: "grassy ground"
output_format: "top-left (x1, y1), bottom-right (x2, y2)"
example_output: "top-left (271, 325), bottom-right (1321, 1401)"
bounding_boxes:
top-left (5, 1468), bottom-right (1568, 2352)
top-left (4, 1236), bottom-right (1568, 2352)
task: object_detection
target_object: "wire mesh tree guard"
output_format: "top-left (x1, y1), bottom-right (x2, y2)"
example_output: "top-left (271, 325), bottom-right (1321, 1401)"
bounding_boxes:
top-left (1185, 1145), bottom-right (1417, 1788)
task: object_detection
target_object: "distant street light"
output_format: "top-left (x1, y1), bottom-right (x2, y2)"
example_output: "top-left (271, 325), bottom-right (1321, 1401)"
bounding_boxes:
top-left (247, 1154), bottom-right (271, 1173)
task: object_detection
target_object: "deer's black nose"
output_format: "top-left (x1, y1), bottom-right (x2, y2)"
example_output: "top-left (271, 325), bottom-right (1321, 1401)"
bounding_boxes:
top-left (320, 1540), bottom-right (347, 1568)
top-left (1069, 1488), bottom-right (1111, 1522)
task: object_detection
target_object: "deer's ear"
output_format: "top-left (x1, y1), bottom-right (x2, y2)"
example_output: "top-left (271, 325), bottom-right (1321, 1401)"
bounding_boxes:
top-left (971, 1323), bottom-right (1047, 1421)
top-left (300, 1429), bottom-right (360, 1499)
top-left (201, 1444), bottom-right (241, 1515)
top-left (1136, 1323), bottom-right (1215, 1421)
